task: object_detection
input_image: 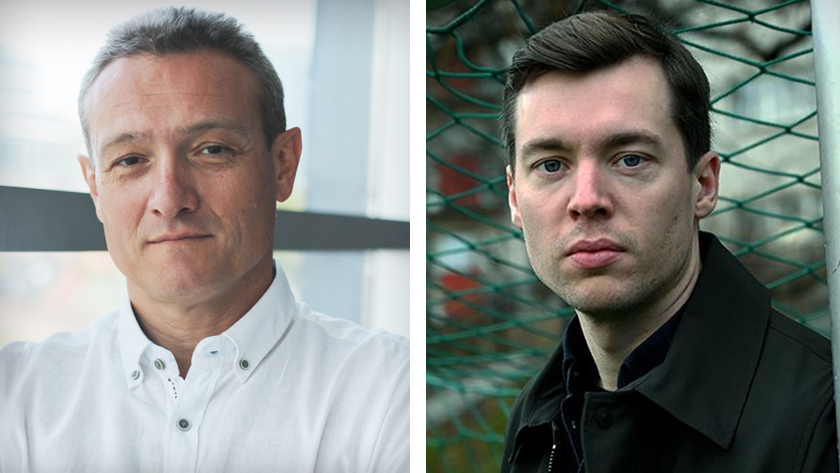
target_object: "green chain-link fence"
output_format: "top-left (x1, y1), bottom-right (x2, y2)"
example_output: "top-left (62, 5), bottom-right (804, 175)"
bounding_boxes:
top-left (426, 0), bottom-right (825, 470)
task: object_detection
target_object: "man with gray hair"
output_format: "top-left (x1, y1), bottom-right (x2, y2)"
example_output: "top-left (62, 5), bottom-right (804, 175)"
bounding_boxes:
top-left (0, 7), bottom-right (409, 472)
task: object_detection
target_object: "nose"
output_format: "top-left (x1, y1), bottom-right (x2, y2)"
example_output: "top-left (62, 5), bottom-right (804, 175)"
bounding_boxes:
top-left (567, 160), bottom-right (613, 220)
top-left (147, 157), bottom-right (198, 218)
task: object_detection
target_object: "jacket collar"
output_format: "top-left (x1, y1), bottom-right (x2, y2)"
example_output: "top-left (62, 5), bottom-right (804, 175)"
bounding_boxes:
top-left (510, 232), bottom-right (769, 454)
top-left (633, 232), bottom-right (769, 449)
top-left (507, 332), bottom-right (567, 463)
top-left (515, 335), bottom-right (567, 431)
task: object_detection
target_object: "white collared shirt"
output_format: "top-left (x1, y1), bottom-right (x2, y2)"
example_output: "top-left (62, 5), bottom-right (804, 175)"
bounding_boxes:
top-left (0, 261), bottom-right (409, 473)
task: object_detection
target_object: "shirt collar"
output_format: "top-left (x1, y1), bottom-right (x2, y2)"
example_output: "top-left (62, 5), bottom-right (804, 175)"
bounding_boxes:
top-left (560, 305), bottom-right (683, 397)
top-left (618, 306), bottom-right (683, 389)
top-left (222, 261), bottom-right (297, 384)
top-left (118, 295), bottom-right (152, 389)
top-left (117, 259), bottom-right (298, 388)
top-left (561, 317), bottom-right (598, 395)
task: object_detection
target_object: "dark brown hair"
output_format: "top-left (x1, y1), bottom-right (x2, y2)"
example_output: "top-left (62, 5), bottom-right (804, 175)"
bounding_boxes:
top-left (502, 10), bottom-right (710, 172)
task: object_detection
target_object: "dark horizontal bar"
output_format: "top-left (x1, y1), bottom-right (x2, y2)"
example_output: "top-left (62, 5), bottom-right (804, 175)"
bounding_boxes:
top-left (272, 208), bottom-right (409, 250)
top-left (0, 186), bottom-right (408, 251)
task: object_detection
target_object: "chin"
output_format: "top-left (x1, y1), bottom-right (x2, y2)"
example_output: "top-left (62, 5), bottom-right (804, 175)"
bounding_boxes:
top-left (145, 264), bottom-right (226, 299)
top-left (555, 280), bottom-right (640, 317)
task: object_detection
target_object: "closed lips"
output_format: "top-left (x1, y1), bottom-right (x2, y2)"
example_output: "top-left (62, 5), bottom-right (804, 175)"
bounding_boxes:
top-left (150, 234), bottom-right (211, 243)
top-left (566, 239), bottom-right (624, 255)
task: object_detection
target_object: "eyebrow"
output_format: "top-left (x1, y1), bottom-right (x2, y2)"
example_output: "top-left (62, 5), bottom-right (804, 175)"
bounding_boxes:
top-left (100, 131), bottom-right (153, 156)
top-left (518, 130), bottom-right (666, 160)
top-left (176, 119), bottom-right (251, 139)
top-left (99, 118), bottom-right (251, 156)
top-left (518, 137), bottom-right (573, 158)
top-left (601, 130), bottom-right (665, 153)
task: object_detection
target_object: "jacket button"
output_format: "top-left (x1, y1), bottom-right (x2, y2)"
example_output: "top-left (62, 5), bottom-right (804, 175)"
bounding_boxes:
top-left (596, 408), bottom-right (613, 428)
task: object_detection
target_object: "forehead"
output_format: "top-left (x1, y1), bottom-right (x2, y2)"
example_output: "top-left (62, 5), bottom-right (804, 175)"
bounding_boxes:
top-left (84, 50), bottom-right (259, 153)
top-left (514, 56), bottom-right (679, 154)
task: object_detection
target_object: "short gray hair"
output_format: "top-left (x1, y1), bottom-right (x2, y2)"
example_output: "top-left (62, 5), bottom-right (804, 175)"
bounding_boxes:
top-left (78, 6), bottom-right (285, 161)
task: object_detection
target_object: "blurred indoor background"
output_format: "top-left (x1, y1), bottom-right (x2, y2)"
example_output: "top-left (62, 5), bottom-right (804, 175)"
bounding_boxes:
top-left (0, 0), bottom-right (409, 344)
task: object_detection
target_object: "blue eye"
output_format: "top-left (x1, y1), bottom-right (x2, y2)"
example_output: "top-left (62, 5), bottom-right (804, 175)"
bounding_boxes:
top-left (620, 154), bottom-right (644, 167)
top-left (539, 160), bottom-right (563, 173)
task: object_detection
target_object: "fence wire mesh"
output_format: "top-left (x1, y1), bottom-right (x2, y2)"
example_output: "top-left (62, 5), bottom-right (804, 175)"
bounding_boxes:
top-left (426, 0), bottom-right (825, 471)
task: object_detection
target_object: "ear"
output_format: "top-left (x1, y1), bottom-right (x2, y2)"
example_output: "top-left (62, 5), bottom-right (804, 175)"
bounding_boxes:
top-left (77, 154), bottom-right (103, 222)
top-left (271, 127), bottom-right (302, 202)
top-left (507, 165), bottom-right (522, 228)
top-left (693, 151), bottom-right (720, 219)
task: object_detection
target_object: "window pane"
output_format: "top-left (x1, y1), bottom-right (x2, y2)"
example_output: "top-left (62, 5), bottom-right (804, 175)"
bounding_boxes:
top-left (0, 251), bottom-right (305, 344)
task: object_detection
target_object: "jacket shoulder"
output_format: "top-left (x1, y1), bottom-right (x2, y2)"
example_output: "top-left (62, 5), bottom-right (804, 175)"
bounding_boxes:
top-left (752, 310), bottom-right (833, 413)
top-left (766, 310), bottom-right (831, 364)
top-left (736, 310), bottom-right (836, 470)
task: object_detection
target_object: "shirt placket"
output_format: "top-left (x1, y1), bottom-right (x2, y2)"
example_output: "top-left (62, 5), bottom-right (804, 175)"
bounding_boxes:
top-left (158, 357), bottom-right (223, 473)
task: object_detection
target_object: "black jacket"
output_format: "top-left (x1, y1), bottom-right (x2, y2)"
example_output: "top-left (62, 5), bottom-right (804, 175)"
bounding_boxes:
top-left (502, 232), bottom-right (838, 472)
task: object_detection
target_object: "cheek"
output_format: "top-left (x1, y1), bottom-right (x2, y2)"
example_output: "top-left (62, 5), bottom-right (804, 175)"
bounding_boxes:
top-left (647, 188), bottom-right (695, 251)
top-left (241, 170), bottom-right (273, 214)
top-left (646, 180), bottom-right (694, 222)
top-left (224, 169), bottom-right (275, 235)
top-left (97, 181), bottom-right (146, 237)
top-left (518, 198), bottom-right (563, 264)
top-left (519, 191), bottom-right (564, 237)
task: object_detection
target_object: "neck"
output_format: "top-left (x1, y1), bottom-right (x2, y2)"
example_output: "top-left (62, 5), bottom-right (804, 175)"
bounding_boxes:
top-left (578, 244), bottom-right (702, 391)
top-left (129, 256), bottom-right (274, 379)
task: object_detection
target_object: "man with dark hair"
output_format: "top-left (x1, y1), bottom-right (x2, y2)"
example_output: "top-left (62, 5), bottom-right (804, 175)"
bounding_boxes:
top-left (502, 10), bottom-right (836, 472)
top-left (0, 7), bottom-right (408, 472)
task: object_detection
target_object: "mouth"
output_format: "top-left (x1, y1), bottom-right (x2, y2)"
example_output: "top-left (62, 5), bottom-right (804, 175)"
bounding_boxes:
top-left (566, 239), bottom-right (625, 270)
top-left (149, 234), bottom-right (212, 244)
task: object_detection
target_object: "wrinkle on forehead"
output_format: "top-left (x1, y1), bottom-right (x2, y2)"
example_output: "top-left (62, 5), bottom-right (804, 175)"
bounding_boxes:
top-left (514, 57), bottom-right (678, 157)
top-left (100, 117), bottom-right (253, 156)
top-left (85, 50), bottom-right (260, 157)
top-left (107, 94), bottom-right (230, 114)
top-left (87, 50), bottom-right (253, 112)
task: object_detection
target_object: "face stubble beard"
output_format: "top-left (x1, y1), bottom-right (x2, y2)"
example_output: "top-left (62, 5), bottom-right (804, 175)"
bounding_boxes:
top-left (528, 212), bottom-right (696, 325)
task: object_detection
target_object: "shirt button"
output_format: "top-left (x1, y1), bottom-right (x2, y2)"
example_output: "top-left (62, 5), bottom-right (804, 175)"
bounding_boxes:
top-left (131, 370), bottom-right (140, 380)
top-left (177, 418), bottom-right (190, 431)
top-left (154, 359), bottom-right (165, 370)
top-left (596, 408), bottom-right (614, 428)
top-left (239, 359), bottom-right (250, 370)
